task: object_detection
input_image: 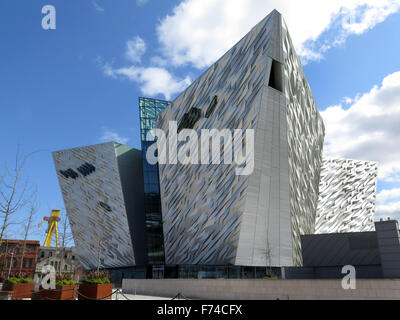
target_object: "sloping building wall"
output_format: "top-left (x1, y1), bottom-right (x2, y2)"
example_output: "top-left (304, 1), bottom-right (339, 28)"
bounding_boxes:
top-left (157, 10), bottom-right (324, 267)
top-left (53, 142), bottom-right (141, 269)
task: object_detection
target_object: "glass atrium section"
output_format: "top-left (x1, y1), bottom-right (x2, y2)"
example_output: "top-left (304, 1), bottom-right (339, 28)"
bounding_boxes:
top-left (139, 97), bottom-right (170, 265)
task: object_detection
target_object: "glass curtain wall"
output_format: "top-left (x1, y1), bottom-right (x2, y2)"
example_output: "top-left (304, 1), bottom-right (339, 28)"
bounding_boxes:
top-left (139, 97), bottom-right (170, 265)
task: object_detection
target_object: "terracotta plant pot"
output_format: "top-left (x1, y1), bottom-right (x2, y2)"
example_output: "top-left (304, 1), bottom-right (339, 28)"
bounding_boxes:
top-left (78, 283), bottom-right (113, 300)
top-left (2, 282), bottom-right (34, 300)
top-left (38, 285), bottom-right (77, 300)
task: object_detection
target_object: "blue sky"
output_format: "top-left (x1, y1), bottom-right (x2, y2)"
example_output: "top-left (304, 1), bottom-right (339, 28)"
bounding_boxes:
top-left (1, 0), bottom-right (400, 242)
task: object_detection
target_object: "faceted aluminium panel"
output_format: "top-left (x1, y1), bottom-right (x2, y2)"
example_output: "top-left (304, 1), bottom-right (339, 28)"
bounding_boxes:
top-left (157, 10), bottom-right (324, 267)
top-left (53, 142), bottom-right (143, 269)
top-left (282, 19), bottom-right (325, 265)
top-left (315, 158), bottom-right (378, 234)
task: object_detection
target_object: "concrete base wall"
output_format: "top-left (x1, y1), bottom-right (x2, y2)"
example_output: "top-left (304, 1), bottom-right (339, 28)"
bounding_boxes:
top-left (284, 265), bottom-right (383, 279)
top-left (122, 279), bottom-right (400, 300)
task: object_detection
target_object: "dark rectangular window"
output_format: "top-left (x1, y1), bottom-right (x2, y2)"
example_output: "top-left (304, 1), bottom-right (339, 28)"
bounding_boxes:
top-left (205, 96), bottom-right (218, 118)
top-left (268, 59), bottom-right (283, 92)
top-left (177, 108), bottom-right (202, 132)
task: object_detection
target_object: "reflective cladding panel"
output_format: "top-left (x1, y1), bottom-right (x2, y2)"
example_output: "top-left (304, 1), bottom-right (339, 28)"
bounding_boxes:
top-left (316, 158), bottom-right (378, 234)
top-left (52, 143), bottom-right (136, 269)
top-left (157, 10), bottom-right (325, 267)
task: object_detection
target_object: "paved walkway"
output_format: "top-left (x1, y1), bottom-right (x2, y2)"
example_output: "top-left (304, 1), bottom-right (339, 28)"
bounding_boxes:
top-left (112, 292), bottom-right (174, 300)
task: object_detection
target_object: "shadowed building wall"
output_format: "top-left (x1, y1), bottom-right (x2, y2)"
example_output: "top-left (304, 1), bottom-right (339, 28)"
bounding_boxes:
top-left (53, 142), bottom-right (145, 269)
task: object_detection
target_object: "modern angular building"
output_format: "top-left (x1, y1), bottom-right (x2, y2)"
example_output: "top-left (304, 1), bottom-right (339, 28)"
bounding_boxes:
top-left (315, 158), bottom-right (378, 234)
top-left (157, 9), bottom-right (325, 267)
top-left (52, 10), bottom-right (382, 279)
top-left (52, 142), bottom-right (146, 270)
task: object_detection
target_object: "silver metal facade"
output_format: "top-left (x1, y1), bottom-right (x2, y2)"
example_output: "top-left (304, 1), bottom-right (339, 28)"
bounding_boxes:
top-left (157, 10), bottom-right (325, 267)
top-left (282, 19), bottom-right (326, 265)
top-left (52, 142), bottom-right (136, 269)
top-left (315, 158), bottom-right (378, 234)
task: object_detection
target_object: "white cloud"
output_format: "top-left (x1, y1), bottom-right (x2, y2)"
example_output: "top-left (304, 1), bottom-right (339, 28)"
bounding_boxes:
top-left (92, 0), bottom-right (104, 12)
top-left (377, 188), bottom-right (400, 203)
top-left (99, 128), bottom-right (129, 145)
top-left (133, 67), bottom-right (191, 100)
top-left (342, 97), bottom-right (354, 105)
top-left (101, 62), bottom-right (191, 100)
top-left (376, 188), bottom-right (400, 220)
top-left (97, 32), bottom-right (191, 100)
top-left (136, 0), bottom-right (149, 6)
top-left (376, 200), bottom-right (400, 220)
top-left (150, 56), bottom-right (168, 67)
top-left (125, 36), bottom-right (147, 63)
top-left (321, 71), bottom-right (400, 182)
top-left (322, 71), bottom-right (400, 221)
top-left (157, 0), bottom-right (400, 68)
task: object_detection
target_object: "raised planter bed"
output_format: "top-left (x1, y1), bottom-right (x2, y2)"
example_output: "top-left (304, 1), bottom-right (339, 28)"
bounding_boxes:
top-left (2, 282), bottom-right (34, 300)
top-left (78, 283), bottom-right (113, 300)
top-left (38, 285), bottom-right (77, 300)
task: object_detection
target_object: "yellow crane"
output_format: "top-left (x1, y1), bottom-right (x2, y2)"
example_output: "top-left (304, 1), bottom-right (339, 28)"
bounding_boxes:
top-left (38, 210), bottom-right (61, 247)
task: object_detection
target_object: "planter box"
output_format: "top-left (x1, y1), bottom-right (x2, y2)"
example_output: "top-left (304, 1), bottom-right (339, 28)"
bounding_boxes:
top-left (2, 282), bottom-right (34, 300)
top-left (78, 283), bottom-right (113, 300)
top-left (38, 285), bottom-right (77, 300)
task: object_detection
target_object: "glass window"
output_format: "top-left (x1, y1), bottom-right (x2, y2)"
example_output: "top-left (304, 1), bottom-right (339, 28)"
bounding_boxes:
top-left (242, 267), bottom-right (255, 279)
top-left (256, 267), bottom-right (267, 279)
top-left (228, 266), bottom-right (241, 279)
top-left (139, 97), bottom-right (170, 265)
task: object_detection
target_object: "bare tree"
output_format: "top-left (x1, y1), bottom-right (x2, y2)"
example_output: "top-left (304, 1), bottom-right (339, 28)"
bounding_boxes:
top-left (0, 146), bottom-right (39, 245)
top-left (260, 234), bottom-right (273, 278)
top-left (92, 227), bottom-right (109, 273)
top-left (18, 198), bottom-right (39, 276)
top-left (96, 238), bottom-right (108, 273)
top-left (57, 211), bottom-right (74, 276)
top-left (265, 243), bottom-right (273, 278)
top-left (0, 241), bottom-right (9, 280)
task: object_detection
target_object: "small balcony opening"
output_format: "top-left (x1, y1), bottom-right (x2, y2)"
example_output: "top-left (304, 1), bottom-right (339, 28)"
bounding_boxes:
top-left (268, 59), bottom-right (283, 92)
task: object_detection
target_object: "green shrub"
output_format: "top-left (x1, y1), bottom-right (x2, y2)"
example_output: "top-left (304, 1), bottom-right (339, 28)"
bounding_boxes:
top-left (6, 277), bottom-right (33, 284)
top-left (81, 277), bottom-right (110, 284)
top-left (263, 276), bottom-right (278, 280)
top-left (81, 270), bottom-right (110, 285)
top-left (56, 279), bottom-right (77, 287)
top-left (55, 273), bottom-right (76, 286)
